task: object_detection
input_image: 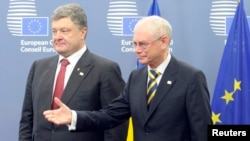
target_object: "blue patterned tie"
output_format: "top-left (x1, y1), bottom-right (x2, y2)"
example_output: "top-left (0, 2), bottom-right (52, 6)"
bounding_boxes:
top-left (147, 70), bottom-right (160, 105)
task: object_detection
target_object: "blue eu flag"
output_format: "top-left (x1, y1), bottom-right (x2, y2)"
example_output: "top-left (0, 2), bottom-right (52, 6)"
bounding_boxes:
top-left (147, 0), bottom-right (161, 16)
top-left (226, 17), bottom-right (250, 35)
top-left (22, 17), bottom-right (48, 36)
top-left (211, 0), bottom-right (250, 125)
top-left (136, 0), bottom-right (161, 68)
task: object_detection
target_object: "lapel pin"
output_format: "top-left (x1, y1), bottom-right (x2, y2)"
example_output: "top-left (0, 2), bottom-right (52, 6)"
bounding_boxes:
top-left (79, 72), bottom-right (84, 76)
top-left (167, 80), bottom-right (172, 85)
top-left (77, 68), bottom-right (80, 71)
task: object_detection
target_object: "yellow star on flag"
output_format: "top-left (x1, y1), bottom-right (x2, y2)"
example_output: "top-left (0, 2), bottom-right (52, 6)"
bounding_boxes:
top-left (211, 112), bottom-right (222, 125)
top-left (221, 90), bottom-right (234, 105)
top-left (234, 79), bottom-right (241, 92)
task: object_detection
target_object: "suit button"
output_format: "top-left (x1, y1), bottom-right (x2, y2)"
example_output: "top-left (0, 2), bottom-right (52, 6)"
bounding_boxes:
top-left (51, 129), bottom-right (55, 133)
top-left (145, 127), bottom-right (150, 135)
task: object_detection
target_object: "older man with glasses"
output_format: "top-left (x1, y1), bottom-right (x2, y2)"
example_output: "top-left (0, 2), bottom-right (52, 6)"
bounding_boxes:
top-left (44, 15), bottom-right (212, 141)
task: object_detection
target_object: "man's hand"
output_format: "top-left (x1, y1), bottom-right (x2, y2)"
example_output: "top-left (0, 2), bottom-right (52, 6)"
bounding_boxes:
top-left (43, 97), bottom-right (72, 125)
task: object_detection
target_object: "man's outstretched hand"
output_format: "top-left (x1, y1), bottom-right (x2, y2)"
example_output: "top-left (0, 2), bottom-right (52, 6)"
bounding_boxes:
top-left (43, 97), bottom-right (72, 125)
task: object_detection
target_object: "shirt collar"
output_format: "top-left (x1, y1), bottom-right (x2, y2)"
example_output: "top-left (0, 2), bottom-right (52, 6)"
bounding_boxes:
top-left (148, 52), bottom-right (171, 74)
top-left (58, 45), bottom-right (87, 66)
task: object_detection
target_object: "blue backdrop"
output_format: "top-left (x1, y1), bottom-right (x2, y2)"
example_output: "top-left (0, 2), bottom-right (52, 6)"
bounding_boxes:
top-left (1, 0), bottom-right (249, 140)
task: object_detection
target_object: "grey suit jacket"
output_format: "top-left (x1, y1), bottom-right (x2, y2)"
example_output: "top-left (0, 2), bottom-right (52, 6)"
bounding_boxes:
top-left (19, 49), bottom-right (128, 141)
top-left (75, 55), bottom-right (212, 141)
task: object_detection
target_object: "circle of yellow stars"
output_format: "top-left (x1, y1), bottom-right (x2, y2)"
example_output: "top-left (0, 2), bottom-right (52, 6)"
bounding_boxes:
top-left (28, 19), bottom-right (42, 34)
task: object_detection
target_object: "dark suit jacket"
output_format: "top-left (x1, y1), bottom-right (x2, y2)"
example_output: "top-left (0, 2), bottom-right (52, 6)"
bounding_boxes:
top-left (76, 55), bottom-right (212, 141)
top-left (19, 49), bottom-right (128, 141)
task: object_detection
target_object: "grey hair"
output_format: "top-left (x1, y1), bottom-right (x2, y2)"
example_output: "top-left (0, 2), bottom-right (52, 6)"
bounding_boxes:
top-left (51, 3), bottom-right (87, 29)
top-left (134, 15), bottom-right (172, 41)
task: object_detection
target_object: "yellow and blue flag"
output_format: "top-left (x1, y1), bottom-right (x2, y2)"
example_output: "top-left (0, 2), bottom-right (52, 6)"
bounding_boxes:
top-left (211, 0), bottom-right (250, 125)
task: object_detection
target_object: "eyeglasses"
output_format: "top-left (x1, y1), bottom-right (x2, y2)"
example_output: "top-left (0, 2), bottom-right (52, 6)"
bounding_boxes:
top-left (132, 36), bottom-right (163, 49)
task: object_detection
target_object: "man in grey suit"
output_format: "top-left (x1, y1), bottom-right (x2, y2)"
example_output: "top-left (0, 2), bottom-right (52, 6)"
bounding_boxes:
top-left (19, 3), bottom-right (128, 141)
top-left (43, 15), bottom-right (212, 141)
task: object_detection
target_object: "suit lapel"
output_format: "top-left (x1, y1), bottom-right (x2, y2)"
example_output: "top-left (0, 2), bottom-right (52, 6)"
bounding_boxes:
top-left (61, 51), bottom-right (93, 105)
top-left (42, 57), bottom-right (58, 109)
top-left (138, 68), bottom-right (150, 120)
top-left (145, 57), bottom-right (178, 123)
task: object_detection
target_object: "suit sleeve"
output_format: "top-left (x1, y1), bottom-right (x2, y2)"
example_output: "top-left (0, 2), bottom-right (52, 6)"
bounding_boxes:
top-left (99, 62), bottom-right (129, 141)
top-left (186, 70), bottom-right (212, 141)
top-left (19, 62), bottom-right (35, 141)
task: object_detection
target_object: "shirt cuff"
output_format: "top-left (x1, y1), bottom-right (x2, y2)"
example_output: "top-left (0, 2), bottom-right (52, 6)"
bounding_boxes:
top-left (67, 110), bottom-right (77, 130)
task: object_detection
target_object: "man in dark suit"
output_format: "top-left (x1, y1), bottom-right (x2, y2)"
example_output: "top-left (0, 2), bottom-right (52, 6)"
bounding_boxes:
top-left (19, 3), bottom-right (128, 141)
top-left (43, 15), bottom-right (212, 141)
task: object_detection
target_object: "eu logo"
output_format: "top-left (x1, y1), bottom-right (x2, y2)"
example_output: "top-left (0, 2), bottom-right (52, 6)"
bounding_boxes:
top-left (122, 17), bottom-right (142, 36)
top-left (22, 17), bottom-right (48, 36)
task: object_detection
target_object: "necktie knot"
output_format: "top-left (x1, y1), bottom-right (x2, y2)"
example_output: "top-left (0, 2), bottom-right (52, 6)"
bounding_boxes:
top-left (61, 59), bottom-right (70, 66)
top-left (149, 70), bottom-right (160, 79)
